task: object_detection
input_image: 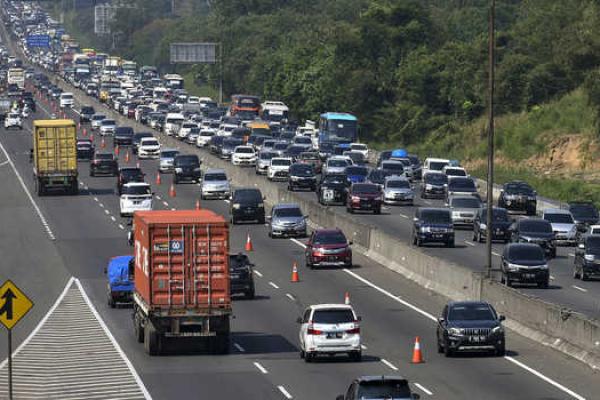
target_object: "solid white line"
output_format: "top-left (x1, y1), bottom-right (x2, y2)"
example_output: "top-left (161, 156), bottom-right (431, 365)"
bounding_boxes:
top-left (492, 251), bottom-right (501, 257)
top-left (569, 253), bottom-right (575, 257)
top-left (0, 277), bottom-right (74, 370)
top-left (155, 195), bottom-right (161, 200)
top-left (277, 386), bottom-right (293, 399)
top-left (74, 279), bottom-right (153, 399)
top-left (290, 238), bottom-right (307, 248)
top-left (253, 362), bottom-right (268, 374)
top-left (162, 201), bottom-right (169, 207)
top-left (572, 285), bottom-right (588, 293)
top-left (399, 213), bottom-right (409, 219)
top-left (504, 356), bottom-right (585, 400)
top-left (464, 240), bottom-right (475, 247)
top-left (269, 281), bottom-right (280, 289)
top-left (285, 293), bottom-right (295, 301)
top-left (254, 270), bottom-right (263, 277)
top-left (0, 138), bottom-right (56, 240)
top-left (360, 344), bottom-right (367, 350)
top-left (381, 359), bottom-right (399, 371)
top-left (233, 343), bottom-right (245, 352)
top-left (414, 383), bottom-right (433, 396)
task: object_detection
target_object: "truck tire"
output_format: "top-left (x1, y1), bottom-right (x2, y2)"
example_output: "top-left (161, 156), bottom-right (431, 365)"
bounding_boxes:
top-left (144, 324), bottom-right (160, 356)
top-left (37, 180), bottom-right (45, 196)
top-left (134, 316), bottom-right (144, 343)
top-left (215, 334), bottom-right (230, 355)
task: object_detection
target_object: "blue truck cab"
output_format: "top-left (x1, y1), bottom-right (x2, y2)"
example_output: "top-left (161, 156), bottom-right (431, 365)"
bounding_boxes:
top-left (106, 255), bottom-right (134, 308)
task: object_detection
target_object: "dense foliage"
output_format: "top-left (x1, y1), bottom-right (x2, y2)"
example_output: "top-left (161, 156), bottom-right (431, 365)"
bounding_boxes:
top-left (55, 0), bottom-right (600, 147)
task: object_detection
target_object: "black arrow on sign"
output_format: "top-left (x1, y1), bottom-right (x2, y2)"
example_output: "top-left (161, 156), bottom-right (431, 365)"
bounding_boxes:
top-left (0, 289), bottom-right (17, 320)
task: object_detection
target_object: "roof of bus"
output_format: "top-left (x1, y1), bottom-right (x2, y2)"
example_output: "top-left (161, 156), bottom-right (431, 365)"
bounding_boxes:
top-left (320, 112), bottom-right (357, 121)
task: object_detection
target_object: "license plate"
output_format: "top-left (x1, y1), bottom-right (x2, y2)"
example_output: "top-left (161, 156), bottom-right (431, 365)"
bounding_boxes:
top-left (230, 274), bottom-right (240, 279)
top-left (327, 332), bottom-right (343, 339)
top-left (495, 229), bottom-right (502, 235)
top-left (469, 335), bottom-right (486, 342)
top-left (524, 273), bottom-right (535, 279)
top-left (433, 234), bottom-right (443, 239)
top-left (324, 190), bottom-right (334, 201)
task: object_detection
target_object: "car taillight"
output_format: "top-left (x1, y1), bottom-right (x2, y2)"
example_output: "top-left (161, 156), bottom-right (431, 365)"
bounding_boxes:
top-left (307, 326), bottom-right (323, 335)
top-left (347, 326), bottom-right (360, 334)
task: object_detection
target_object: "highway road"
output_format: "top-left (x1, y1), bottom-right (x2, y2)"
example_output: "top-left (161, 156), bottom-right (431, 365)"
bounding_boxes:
top-left (0, 83), bottom-right (599, 399)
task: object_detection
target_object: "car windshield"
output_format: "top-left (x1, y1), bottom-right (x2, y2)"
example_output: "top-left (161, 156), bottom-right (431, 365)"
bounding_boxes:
top-left (142, 139), bottom-right (159, 146)
top-left (274, 143), bottom-right (288, 150)
top-left (451, 198), bottom-right (482, 208)
top-left (122, 185), bottom-right (151, 195)
top-left (95, 154), bottom-right (113, 160)
top-left (387, 180), bottom-right (410, 189)
top-left (352, 184), bottom-right (379, 194)
top-left (520, 220), bottom-right (552, 233)
top-left (544, 213), bottom-right (574, 224)
top-left (300, 153), bottom-right (319, 160)
top-left (121, 169), bottom-right (143, 179)
top-left (161, 151), bottom-right (179, 158)
top-left (313, 232), bottom-right (346, 245)
top-left (351, 144), bottom-right (367, 151)
top-left (101, 120), bottom-right (115, 126)
top-left (448, 304), bottom-right (495, 321)
top-left (272, 159), bottom-right (291, 166)
top-left (346, 166), bottom-right (368, 176)
top-left (382, 162), bottom-right (403, 172)
top-left (295, 137), bottom-right (311, 144)
top-left (446, 168), bottom-right (466, 176)
top-left (274, 207), bottom-right (303, 218)
top-left (508, 245), bottom-right (545, 261)
top-left (425, 173), bottom-right (448, 185)
top-left (260, 152), bottom-right (275, 160)
top-left (175, 156), bottom-right (199, 166)
top-left (482, 208), bottom-right (509, 222)
top-left (329, 159), bottom-right (348, 167)
top-left (234, 190), bottom-right (262, 202)
top-left (204, 173), bottom-right (227, 181)
top-left (505, 183), bottom-right (534, 195)
top-left (570, 204), bottom-right (598, 219)
top-left (312, 309), bottom-right (354, 324)
top-left (357, 381), bottom-right (412, 399)
top-left (236, 147), bottom-right (254, 154)
top-left (421, 210), bottom-right (451, 224)
top-left (449, 178), bottom-right (476, 190)
top-left (585, 237), bottom-right (600, 255)
top-left (291, 165), bottom-right (313, 176)
top-left (430, 161), bottom-right (449, 171)
top-left (323, 175), bottom-right (347, 184)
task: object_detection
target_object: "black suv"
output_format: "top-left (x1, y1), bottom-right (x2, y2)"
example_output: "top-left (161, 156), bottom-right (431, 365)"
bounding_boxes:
top-left (573, 235), bottom-right (600, 281)
top-left (472, 207), bottom-right (511, 243)
top-left (317, 173), bottom-right (349, 205)
top-left (568, 202), bottom-right (599, 230)
top-left (336, 376), bottom-right (420, 400)
top-left (413, 208), bottom-right (454, 247)
top-left (90, 153), bottom-right (118, 177)
top-left (498, 181), bottom-right (537, 215)
top-left (116, 167), bottom-right (145, 195)
top-left (420, 172), bottom-right (448, 199)
top-left (288, 163), bottom-right (316, 192)
top-left (114, 126), bottom-right (135, 146)
top-left (173, 154), bottom-right (202, 183)
top-left (501, 243), bottom-right (549, 288)
top-left (509, 218), bottom-right (556, 258)
top-left (437, 301), bottom-right (506, 357)
top-left (229, 253), bottom-right (255, 299)
top-left (79, 105), bottom-right (95, 123)
top-left (230, 188), bottom-right (265, 224)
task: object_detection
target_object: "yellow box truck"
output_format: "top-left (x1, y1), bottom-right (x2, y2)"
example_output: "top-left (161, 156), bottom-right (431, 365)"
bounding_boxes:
top-left (33, 119), bottom-right (78, 196)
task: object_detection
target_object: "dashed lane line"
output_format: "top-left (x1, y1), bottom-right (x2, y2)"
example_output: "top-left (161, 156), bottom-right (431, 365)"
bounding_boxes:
top-left (277, 385), bottom-right (293, 399)
top-left (572, 285), bottom-right (588, 293)
top-left (253, 362), bottom-right (268, 374)
top-left (254, 270), bottom-right (263, 277)
top-left (104, 209), bottom-right (110, 215)
top-left (118, 224), bottom-right (125, 230)
top-left (269, 281), bottom-right (280, 289)
top-left (233, 343), bottom-right (245, 353)
top-left (285, 293), bottom-right (295, 301)
top-left (414, 383), bottom-right (433, 396)
top-left (290, 238), bottom-right (306, 248)
top-left (111, 216), bottom-right (116, 222)
top-left (464, 240), bottom-right (475, 247)
top-left (0, 278), bottom-right (151, 399)
top-left (381, 359), bottom-right (399, 371)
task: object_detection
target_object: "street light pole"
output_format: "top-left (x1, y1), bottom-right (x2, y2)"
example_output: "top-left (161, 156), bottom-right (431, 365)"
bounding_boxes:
top-left (486, 0), bottom-right (496, 279)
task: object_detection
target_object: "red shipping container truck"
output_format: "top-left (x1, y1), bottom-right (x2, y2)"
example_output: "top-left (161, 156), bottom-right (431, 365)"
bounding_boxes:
top-left (132, 210), bottom-right (231, 355)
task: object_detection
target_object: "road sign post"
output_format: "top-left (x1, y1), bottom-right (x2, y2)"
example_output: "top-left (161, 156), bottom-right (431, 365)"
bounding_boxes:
top-left (0, 280), bottom-right (34, 400)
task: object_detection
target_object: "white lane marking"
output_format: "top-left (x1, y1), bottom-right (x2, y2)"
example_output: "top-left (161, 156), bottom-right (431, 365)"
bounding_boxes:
top-left (0, 160), bottom-right (10, 167)
top-left (162, 201), bottom-right (169, 207)
top-left (285, 293), bottom-right (295, 301)
top-left (414, 383), bottom-right (433, 396)
top-left (233, 343), bottom-right (245, 352)
top-left (492, 251), bottom-right (501, 257)
top-left (253, 362), bottom-right (268, 374)
top-left (269, 281), bottom-right (280, 289)
top-left (344, 269), bottom-right (586, 400)
top-left (504, 356), bottom-right (585, 400)
top-left (381, 359), bottom-right (399, 371)
top-left (0, 139), bottom-right (56, 240)
top-left (422, 200), bottom-right (432, 205)
top-left (290, 238), bottom-right (307, 248)
top-left (0, 277), bottom-right (74, 370)
top-left (360, 344), bottom-right (367, 350)
top-left (399, 213), bottom-right (409, 219)
top-left (110, 216), bottom-right (116, 222)
top-left (104, 209), bottom-right (110, 215)
top-left (550, 275), bottom-right (555, 281)
top-left (75, 279), bottom-right (153, 399)
top-left (118, 224), bottom-right (125, 230)
top-left (464, 240), bottom-right (475, 247)
top-left (99, 203), bottom-right (104, 208)
top-left (155, 195), bottom-right (162, 200)
top-left (93, 197), bottom-right (99, 202)
top-left (277, 386), bottom-right (293, 399)
top-left (572, 285), bottom-right (588, 293)
top-left (79, 181), bottom-right (84, 186)
top-left (569, 253), bottom-right (575, 257)
top-left (224, 199), bottom-right (230, 204)
top-left (171, 207), bottom-right (177, 211)
top-left (254, 270), bottom-right (263, 277)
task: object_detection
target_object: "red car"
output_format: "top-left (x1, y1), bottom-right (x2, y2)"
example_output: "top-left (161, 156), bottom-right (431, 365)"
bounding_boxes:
top-left (346, 183), bottom-right (383, 214)
top-left (305, 229), bottom-right (352, 268)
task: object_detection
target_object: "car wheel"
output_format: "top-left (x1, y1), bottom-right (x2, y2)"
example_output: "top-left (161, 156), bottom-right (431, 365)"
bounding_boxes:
top-left (245, 289), bottom-right (255, 300)
top-left (347, 207), bottom-right (354, 214)
top-left (505, 277), bottom-right (512, 287)
top-left (447, 240), bottom-right (455, 248)
top-left (300, 350), bottom-right (305, 359)
top-left (495, 343), bottom-right (506, 357)
top-left (231, 218), bottom-right (237, 225)
top-left (304, 352), bottom-right (313, 363)
top-left (374, 207), bottom-right (381, 215)
top-left (108, 296), bottom-right (115, 308)
top-left (582, 272), bottom-right (589, 281)
top-left (437, 339), bottom-right (444, 353)
top-left (573, 267), bottom-right (581, 279)
top-left (551, 248), bottom-right (557, 258)
top-left (258, 217), bottom-right (265, 225)
top-left (443, 340), bottom-right (453, 357)
top-left (349, 351), bottom-right (362, 362)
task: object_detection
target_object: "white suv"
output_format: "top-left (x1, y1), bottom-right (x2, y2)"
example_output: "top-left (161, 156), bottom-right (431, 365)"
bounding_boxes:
top-left (59, 92), bottom-right (74, 108)
top-left (119, 182), bottom-right (153, 217)
top-left (138, 137), bottom-right (161, 159)
top-left (231, 145), bottom-right (257, 167)
top-left (4, 112), bottom-right (22, 130)
top-left (298, 304), bottom-right (362, 362)
top-left (267, 157), bottom-right (292, 181)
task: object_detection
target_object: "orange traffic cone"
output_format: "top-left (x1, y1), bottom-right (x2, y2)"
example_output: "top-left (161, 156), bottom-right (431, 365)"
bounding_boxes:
top-left (89, 133), bottom-right (94, 141)
top-left (125, 151), bottom-right (130, 163)
top-left (291, 262), bottom-right (300, 282)
top-left (114, 145), bottom-right (120, 156)
top-left (101, 137), bottom-right (106, 148)
top-left (83, 128), bottom-right (87, 137)
top-left (245, 231), bottom-right (253, 252)
top-left (169, 182), bottom-right (176, 198)
top-left (77, 122), bottom-right (81, 129)
top-left (411, 336), bottom-right (424, 364)
top-left (344, 291), bottom-right (350, 305)
top-left (195, 199), bottom-right (201, 210)
top-left (155, 173), bottom-right (161, 185)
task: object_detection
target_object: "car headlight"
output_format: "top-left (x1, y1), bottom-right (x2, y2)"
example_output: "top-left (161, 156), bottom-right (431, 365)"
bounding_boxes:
top-left (448, 327), bottom-right (463, 336)
top-left (194, 167), bottom-right (201, 172)
top-left (584, 254), bottom-right (595, 262)
top-left (538, 263), bottom-right (549, 269)
top-left (291, 176), bottom-right (299, 181)
top-left (492, 325), bottom-right (504, 334)
top-left (425, 184), bottom-right (433, 190)
top-left (420, 226), bottom-right (431, 233)
top-left (507, 263), bottom-right (521, 272)
top-left (452, 211), bottom-right (461, 218)
top-left (258, 203), bottom-right (264, 208)
top-left (232, 203), bottom-right (241, 209)
top-left (175, 167), bottom-right (183, 173)
top-left (479, 223), bottom-right (487, 230)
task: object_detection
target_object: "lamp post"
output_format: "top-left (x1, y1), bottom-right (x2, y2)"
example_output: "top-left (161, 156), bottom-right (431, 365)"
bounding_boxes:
top-left (486, 0), bottom-right (496, 279)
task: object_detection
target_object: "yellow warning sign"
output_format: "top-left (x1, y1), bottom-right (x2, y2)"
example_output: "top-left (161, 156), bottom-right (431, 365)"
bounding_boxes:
top-left (0, 280), bottom-right (33, 330)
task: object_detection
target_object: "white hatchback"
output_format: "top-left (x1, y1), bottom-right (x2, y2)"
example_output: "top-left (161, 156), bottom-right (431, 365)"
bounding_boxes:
top-left (298, 304), bottom-right (362, 362)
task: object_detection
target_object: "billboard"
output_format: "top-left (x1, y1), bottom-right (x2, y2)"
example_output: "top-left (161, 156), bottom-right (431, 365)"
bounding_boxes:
top-left (26, 34), bottom-right (51, 48)
top-left (94, 4), bottom-right (116, 35)
top-left (170, 43), bottom-right (217, 64)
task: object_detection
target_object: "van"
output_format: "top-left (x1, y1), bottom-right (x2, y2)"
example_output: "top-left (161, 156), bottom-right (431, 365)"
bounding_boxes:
top-left (422, 157), bottom-right (450, 177)
top-left (59, 92), bottom-right (74, 108)
top-left (163, 112), bottom-right (185, 136)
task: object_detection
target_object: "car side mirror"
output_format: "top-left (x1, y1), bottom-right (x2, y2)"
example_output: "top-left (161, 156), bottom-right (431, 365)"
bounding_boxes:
top-left (578, 243), bottom-right (585, 249)
top-left (499, 315), bottom-right (506, 322)
top-left (296, 317), bottom-right (303, 324)
top-left (438, 317), bottom-right (445, 324)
